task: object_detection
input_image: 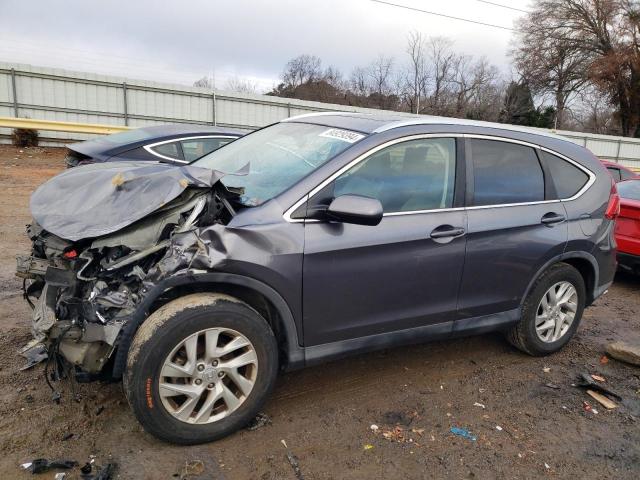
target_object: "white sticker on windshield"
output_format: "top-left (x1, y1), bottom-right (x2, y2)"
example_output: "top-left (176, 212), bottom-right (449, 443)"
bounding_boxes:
top-left (319, 128), bottom-right (365, 143)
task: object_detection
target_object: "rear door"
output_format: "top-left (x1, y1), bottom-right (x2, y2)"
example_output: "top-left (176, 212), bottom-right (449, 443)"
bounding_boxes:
top-left (457, 137), bottom-right (569, 321)
top-left (301, 136), bottom-right (467, 345)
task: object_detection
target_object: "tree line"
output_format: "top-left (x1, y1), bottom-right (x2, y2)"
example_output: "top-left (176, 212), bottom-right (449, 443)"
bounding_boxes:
top-left (197, 0), bottom-right (640, 137)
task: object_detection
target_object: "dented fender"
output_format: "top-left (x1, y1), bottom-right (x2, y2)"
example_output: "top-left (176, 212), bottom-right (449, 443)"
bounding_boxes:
top-left (111, 270), bottom-right (305, 379)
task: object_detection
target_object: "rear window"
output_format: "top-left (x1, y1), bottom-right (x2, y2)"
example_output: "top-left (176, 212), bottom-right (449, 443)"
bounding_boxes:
top-left (470, 139), bottom-right (544, 206)
top-left (541, 151), bottom-right (589, 199)
top-left (618, 180), bottom-right (640, 201)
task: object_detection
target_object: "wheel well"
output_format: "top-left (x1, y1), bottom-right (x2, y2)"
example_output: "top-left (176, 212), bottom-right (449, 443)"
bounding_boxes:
top-left (560, 257), bottom-right (596, 305)
top-left (147, 282), bottom-right (291, 367)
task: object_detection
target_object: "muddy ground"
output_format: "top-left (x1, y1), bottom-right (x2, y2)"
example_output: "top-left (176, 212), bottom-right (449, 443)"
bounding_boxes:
top-left (0, 145), bottom-right (638, 479)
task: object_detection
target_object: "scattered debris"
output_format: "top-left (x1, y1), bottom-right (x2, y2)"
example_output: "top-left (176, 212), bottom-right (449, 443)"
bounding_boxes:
top-left (600, 355), bottom-right (609, 365)
top-left (450, 427), bottom-right (476, 442)
top-left (20, 458), bottom-right (77, 474)
top-left (544, 463), bottom-right (551, 469)
top-left (363, 444), bottom-right (374, 451)
top-left (80, 463), bottom-right (92, 474)
top-left (495, 426), bottom-right (503, 431)
top-left (576, 373), bottom-right (622, 400)
top-left (587, 390), bottom-right (617, 409)
top-left (370, 424), bottom-right (379, 433)
top-left (19, 344), bottom-right (48, 371)
top-left (246, 412), bottom-right (271, 431)
top-left (545, 383), bottom-right (560, 390)
top-left (61, 433), bottom-right (74, 441)
top-left (411, 428), bottom-right (425, 436)
top-left (95, 406), bottom-right (105, 416)
top-left (179, 460), bottom-right (204, 478)
top-left (89, 462), bottom-right (116, 480)
top-left (583, 401), bottom-right (598, 414)
top-left (591, 374), bottom-right (606, 383)
top-left (473, 402), bottom-right (486, 409)
top-left (281, 440), bottom-right (304, 480)
top-left (54, 474), bottom-right (66, 480)
top-left (382, 426), bottom-right (406, 442)
top-left (606, 342), bottom-right (640, 367)
top-left (542, 367), bottom-right (551, 373)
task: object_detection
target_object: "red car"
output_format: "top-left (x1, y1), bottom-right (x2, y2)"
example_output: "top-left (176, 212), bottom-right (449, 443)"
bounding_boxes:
top-left (600, 159), bottom-right (640, 182)
top-left (615, 179), bottom-right (640, 274)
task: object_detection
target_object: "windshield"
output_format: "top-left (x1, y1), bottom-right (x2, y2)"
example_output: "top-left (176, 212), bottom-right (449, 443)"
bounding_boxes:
top-left (193, 122), bottom-right (364, 206)
top-left (618, 179), bottom-right (640, 201)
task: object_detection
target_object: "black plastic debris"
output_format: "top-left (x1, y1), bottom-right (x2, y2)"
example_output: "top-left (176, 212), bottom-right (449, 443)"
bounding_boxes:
top-left (80, 463), bottom-right (92, 474)
top-left (19, 344), bottom-right (48, 371)
top-left (246, 412), bottom-right (271, 431)
top-left (82, 462), bottom-right (116, 480)
top-left (61, 433), bottom-right (74, 441)
top-left (21, 458), bottom-right (78, 474)
top-left (576, 373), bottom-right (622, 400)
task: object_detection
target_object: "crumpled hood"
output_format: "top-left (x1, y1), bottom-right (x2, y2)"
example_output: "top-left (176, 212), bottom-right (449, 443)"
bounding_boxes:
top-left (30, 161), bottom-right (225, 241)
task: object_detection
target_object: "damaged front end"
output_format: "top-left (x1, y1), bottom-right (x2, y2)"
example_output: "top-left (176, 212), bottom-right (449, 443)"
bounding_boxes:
top-left (17, 161), bottom-right (238, 380)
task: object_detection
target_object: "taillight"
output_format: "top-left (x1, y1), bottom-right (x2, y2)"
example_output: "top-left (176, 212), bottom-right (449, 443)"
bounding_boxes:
top-left (605, 181), bottom-right (620, 220)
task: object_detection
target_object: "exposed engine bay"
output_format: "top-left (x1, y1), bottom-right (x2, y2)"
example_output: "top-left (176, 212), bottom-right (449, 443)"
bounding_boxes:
top-left (16, 161), bottom-right (241, 381)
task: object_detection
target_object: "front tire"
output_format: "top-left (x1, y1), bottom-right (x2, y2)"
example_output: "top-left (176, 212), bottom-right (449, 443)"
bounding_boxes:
top-left (123, 293), bottom-right (278, 444)
top-left (507, 263), bottom-right (586, 356)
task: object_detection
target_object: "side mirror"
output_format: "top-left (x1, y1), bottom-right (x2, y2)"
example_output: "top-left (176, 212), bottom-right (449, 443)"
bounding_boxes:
top-left (326, 194), bottom-right (383, 226)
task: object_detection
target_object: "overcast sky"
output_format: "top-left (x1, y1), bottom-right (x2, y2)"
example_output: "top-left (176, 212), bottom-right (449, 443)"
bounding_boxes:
top-left (0, 0), bottom-right (531, 92)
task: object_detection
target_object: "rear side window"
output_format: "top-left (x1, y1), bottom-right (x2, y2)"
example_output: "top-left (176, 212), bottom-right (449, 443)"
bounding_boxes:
top-left (333, 138), bottom-right (456, 213)
top-left (150, 142), bottom-right (182, 160)
top-left (181, 137), bottom-right (233, 162)
top-left (470, 139), bottom-right (544, 206)
top-left (540, 151), bottom-right (589, 199)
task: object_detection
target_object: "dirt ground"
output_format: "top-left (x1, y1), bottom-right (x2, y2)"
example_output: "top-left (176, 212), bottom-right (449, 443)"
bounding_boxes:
top-left (0, 144), bottom-right (639, 480)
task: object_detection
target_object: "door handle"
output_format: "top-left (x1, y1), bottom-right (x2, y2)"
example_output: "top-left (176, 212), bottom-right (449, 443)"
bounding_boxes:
top-left (541, 212), bottom-right (566, 225)
top-left (430, 225), bottom-right (466, 239)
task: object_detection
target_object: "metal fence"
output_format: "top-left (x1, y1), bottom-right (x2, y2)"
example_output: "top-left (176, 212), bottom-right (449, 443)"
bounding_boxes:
top-left (2, 61), bottom-right (640, 170)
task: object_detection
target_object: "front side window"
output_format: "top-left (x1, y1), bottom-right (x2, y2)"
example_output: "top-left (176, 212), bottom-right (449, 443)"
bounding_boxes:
top-left (194, 123), bottom-right (364, 206)
top-left (471, 139), bottom-right (544, 206)
top-left (332, 138), bottom-right (456, 213)
top-left (540, 151), bottom-right (589, 199)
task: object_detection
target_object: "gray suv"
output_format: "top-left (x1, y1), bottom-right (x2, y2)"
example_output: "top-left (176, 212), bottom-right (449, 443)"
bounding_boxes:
top-left (18, 113), bottom-right (617, 444)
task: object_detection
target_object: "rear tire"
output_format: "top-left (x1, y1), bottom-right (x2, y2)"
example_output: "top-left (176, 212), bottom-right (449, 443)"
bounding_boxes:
top-left (123, 293), bottom-right (278, 444)
top-left (507, 263), bottom-right (586, 356)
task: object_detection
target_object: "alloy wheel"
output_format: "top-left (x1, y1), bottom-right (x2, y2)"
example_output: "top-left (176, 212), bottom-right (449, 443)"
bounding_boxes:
top-left (535, 281), bottom-right (578, 343)
top-left (158, 327), bottom-right (258, 424)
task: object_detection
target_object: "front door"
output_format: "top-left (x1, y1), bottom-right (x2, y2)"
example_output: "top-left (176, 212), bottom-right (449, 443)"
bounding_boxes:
top-left (301, 136), bottom-right (467, 346)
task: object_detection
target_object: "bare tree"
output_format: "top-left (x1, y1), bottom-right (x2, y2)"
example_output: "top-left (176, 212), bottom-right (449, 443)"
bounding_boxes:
top-left (281, 54), bottom-right (322, 88)
top-left (367, 55), bottom-right (395, 108)
top-left (512, 5), bottom-right (592, 129)
top-left (425, 37), bottom-right (456, 115)
top-left (518, 0), bottom-right (640, 136)
top-left (224, 76), bottom-right (258, 94)
top-left (193, 75), bottom-right (214, 89)
top-left (350, 66), bottom-right (370, 97)
top-left (403, 31), bottom-right (428, 113)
